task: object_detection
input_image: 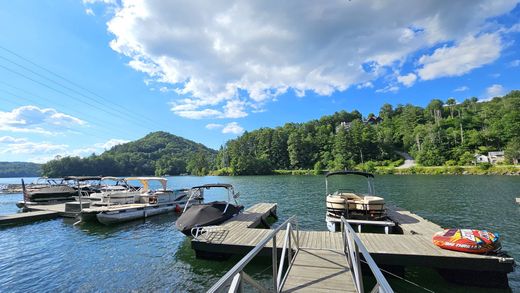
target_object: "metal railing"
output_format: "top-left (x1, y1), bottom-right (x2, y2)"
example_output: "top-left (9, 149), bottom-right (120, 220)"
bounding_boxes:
top-left (341, 216), bottom-right (393, 293)
top-left (207, 216), bottom-right (299, 293)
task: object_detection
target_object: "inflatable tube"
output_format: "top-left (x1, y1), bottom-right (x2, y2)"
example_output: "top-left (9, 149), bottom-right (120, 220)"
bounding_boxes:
top-left (432, 229), bottom-right (500, 254)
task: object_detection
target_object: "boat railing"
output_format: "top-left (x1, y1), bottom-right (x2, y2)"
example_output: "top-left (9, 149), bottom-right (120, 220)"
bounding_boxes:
top-left (341, 216), bottom-right (393, 293)
top-left (207, 216), bottom-right (299, 293)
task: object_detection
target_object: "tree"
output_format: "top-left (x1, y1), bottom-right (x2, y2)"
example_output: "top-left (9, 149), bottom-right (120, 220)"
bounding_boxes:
top-left (505, 137), bottom-right (520, 164)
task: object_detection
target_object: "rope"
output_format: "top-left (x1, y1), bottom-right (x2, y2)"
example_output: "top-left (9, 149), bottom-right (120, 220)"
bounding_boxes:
top-left (360, 259), bottom-right (435, 293)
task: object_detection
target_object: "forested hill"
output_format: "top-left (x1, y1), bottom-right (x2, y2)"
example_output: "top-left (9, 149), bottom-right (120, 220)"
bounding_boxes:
top-left (0, 162), bottom-right (41, 178)
top-left (214, 90), bottom-right (520, 175)
top-left (42, 131), bottom-right (216, 177)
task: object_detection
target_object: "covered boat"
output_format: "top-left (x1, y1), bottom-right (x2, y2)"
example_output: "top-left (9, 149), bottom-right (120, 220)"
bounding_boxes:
top-left (17, 178), bottom-right (76, 208)
top-left (433, 229), bottom-right (501, 254)
top-left (325, 171), bottom-right (386, 232)
top-left (175, 184), bottom-right (243, 236)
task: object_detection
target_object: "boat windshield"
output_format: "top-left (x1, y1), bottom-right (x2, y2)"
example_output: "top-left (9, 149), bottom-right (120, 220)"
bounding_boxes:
top-left (325, 171), bottom-right (375, 196)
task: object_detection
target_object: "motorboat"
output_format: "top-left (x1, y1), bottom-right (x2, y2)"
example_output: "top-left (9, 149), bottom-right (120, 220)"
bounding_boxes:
top-left (325, 171), bottom-right (386, 232)
top-left (80, 177), bottom-right (192, 225)
top-left (175, 184), bottom-right (243, 236)
top-left (17, 178), bottom-right (76, 208)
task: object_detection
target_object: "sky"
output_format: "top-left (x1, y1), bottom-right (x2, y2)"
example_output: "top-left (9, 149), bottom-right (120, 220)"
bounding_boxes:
top-left (0, 0), bottom-right (519, 163)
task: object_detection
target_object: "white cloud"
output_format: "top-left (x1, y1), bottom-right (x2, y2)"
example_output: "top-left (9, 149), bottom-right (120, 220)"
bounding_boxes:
top-left (206, 123), bottom-right (223, 130)
top-left (454, 86), bottom-right (469, 92)
top-left (417, 33), bottom-right (502, 80)
top-left (94, 138), bottom-right (129, 150)
top-left (0, 141), bottom-right (68, 155)
top-left (0, 105), bottom-right (85, 134)
top-left (222, 122), bottom-right (244, 135)
top-left (356, 82), bottom-right (374, 89)
top-left (485, 84), bottom-right (506, 98)
top-left (101, 0), bottom-right (517, 117)
top-left (85, 8), bottom-right (95, 16)
top-left (0, 136), bottom-right (28, 143)
top-left (397, 73), bottom-right (417, 87)
top-left (376, 85), bottom-right (399, 93)
top-left (509, 59), bottom-right (520, 67)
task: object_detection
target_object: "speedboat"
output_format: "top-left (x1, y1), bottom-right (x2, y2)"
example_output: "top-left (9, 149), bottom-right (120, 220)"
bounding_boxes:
top-left (175, 184), bottom-right (243, 236)
top-left (325, 171), bottom-right (386, 232)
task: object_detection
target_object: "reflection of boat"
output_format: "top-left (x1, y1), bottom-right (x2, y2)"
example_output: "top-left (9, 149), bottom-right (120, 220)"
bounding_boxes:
top-left (80, 177), bottom-right (193, 225)
top-left (175, 184), bottom-right (243, 236)
top-left (325, 171), bottom-right (386, 232)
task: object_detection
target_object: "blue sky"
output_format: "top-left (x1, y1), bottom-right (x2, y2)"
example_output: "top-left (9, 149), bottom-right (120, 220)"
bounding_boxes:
top-left (0, 0), bottom-right (519, 163)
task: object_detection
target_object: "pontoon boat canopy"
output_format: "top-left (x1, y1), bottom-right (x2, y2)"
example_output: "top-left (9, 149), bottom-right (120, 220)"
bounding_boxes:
top-left (124, 177), bottom-right (168, 191)
top-left (325, 171), bottom-right (374, 178)
top-left (190, 183), bottom-right (234, 189)
top-left (63, 176), bottom-right (103, 181)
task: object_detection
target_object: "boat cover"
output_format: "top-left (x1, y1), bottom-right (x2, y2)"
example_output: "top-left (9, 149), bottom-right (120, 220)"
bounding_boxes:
top-left (175, 201), bottom-right (243, 235)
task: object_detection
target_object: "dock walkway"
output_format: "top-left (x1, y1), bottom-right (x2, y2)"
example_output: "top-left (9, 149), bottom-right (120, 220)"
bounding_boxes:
top-left (0, 210), bottom-right (59, 225)
top-left (282, 248), bottom-right (355, 292)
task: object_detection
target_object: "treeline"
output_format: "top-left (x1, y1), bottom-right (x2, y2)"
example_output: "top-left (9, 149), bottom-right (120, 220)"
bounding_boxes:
top-left (214, 91), bottom-right (520, 175)
top-left (42, 131), bottom-right (216, 177)
top-left (0, 162), bottom-right (41, 177)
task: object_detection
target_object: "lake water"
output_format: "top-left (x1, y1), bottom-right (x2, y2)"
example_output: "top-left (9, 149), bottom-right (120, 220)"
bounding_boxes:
top-left (0, 175), bottom-right (519, 292)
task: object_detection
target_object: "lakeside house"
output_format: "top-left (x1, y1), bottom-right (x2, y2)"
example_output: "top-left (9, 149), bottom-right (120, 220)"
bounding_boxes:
top-left (474, 154), bottom-right (489, 163)
top-left (336, 116), bottom-right (383, 132)
top-left (474, 151), bottom-right (505, 164)
top-left (488, 151), bottom-right (505, 164)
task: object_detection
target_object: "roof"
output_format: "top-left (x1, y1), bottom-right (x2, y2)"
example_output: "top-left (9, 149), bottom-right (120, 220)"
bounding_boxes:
top-left (124, 177), bottom-right (168, 191)
top-left (325, 170), bottom-right (374, 178)
top-left (488, 151), bottom-right (504, 156)
top-left (190, 183), bottom-right (234, 189)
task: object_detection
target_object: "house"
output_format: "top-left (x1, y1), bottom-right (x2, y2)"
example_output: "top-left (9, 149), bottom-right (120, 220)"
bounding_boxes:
top-left (365, 116), bottom-right (383, 125)
top-left (474, 154), bottom-right (489, 163)
top-left (488, 151), bottom-right (505, 164)
top-left (336, 121), bottom-right (352, 132)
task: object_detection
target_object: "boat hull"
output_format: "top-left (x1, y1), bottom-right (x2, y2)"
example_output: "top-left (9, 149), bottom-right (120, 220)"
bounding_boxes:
top-left (96, 204), bottom-right (179, 225)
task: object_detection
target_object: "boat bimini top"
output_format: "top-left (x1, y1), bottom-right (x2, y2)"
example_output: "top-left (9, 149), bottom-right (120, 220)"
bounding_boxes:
top-left (124, 177), bottom-right (168, 192)
top-left (325, 170), bottom-right (376, 196)
top-left (183, 183), bottom-right (240, 213)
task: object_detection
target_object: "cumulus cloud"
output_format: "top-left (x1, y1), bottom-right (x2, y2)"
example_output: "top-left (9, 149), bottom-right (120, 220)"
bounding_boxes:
top-left (94, 138), bottom-right (129, 150)
top-left (206, 123), bottom-right (223, 130)
top-left (0, 136), bottom-right (28, 143)
top-left (0, 105), bottom-right (85, 134)
top-left (510, 59), bottom-right (520, 67)
top-left (454, 86), bottom-right (469, 92)
top-left (0, 141), bottom-right (68, 155)
top-left (397, 73), bottom-right (417, 87)
top-left (222, 122), bottom-right (244, 135)
top-left (485, 84), bottom-right (506, 98)
top-left (417, 33), bottom-right (502, 80)
top-left (101, 0), bottom-right (517, 117)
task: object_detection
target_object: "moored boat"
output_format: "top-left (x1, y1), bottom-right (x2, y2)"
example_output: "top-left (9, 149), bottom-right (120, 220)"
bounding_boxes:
top-left (325, 170), bottom-right (388, 232)
top-left (175, 184), bottom-right (243, 236)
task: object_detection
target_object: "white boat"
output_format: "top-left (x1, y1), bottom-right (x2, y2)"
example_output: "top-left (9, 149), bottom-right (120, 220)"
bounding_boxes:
top-left (80, 177), bottom-right (193, 225)
top-left (88, 177), bottom-right (141, 206)
top-left (325, 171), bottom-right (388, 232)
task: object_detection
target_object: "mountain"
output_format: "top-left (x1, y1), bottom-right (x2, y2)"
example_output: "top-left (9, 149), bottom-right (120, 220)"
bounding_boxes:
top-left (0, 162), bottom-right (41, 178)
top-left (41, 131), bottom-right (216, 177)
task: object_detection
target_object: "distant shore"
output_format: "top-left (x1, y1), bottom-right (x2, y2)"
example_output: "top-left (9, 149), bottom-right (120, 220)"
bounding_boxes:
top-left (271, 165), bottom-right (520, 176)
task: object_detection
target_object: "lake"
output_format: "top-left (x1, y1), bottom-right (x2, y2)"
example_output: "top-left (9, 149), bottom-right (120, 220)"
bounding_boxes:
top-left (0, 175), bottom-right (519, 292)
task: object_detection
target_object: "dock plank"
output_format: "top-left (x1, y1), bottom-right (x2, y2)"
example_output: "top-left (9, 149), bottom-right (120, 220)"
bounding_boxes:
top-left (282, 249), bottom-right (356, 292)
top-left (0, 210), bottom-right (59, 225)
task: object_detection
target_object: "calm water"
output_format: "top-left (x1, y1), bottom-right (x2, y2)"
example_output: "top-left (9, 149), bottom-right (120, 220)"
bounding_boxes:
top-left (0, 175), bottom-right (519, 292)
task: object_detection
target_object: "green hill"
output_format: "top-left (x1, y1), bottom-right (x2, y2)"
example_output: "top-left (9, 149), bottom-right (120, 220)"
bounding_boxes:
top-left (0, 162), bottom-right (41, 178)
top-left (41, 131), bottom-right (216, 177)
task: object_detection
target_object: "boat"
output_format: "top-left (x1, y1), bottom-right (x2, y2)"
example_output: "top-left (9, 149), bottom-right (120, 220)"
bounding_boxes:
top-left (80, 177), bottom-right (192, 225)
top-left (88, 177), bottom-right (141, 206)
top-left (16, 178), bottom-right (77, 208)
top-left (325, 170), bottom-right (386, 232)
top-left (175, 184), bottom-right (243, 236)
top-left (433, 229), bottom-right (501, 254)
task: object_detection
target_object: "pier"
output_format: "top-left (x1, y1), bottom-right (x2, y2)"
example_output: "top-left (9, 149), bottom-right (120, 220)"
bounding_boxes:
top-left (191, 203), bottom-right (515, 290)
top-left (0, 210), bottom-right (59, 225)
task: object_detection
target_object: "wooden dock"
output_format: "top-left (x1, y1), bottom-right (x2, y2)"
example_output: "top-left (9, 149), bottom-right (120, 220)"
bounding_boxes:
top-left (282, 249), bottom-right (355, 292)
top-left (0, 210), bottom-right (59, 225)
top-left (191, 203), bottom-right (515, 289)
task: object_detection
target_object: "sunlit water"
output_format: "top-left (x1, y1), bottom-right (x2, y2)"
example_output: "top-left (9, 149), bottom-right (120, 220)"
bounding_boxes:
top-left (0, 175), bottom-right (519, 292)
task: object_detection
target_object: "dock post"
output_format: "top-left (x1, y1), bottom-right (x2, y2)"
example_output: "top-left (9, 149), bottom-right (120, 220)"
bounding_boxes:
top-left (77, 180), bottom-right (83, 212)
top-left (272, 235), bottom-right (278, 291)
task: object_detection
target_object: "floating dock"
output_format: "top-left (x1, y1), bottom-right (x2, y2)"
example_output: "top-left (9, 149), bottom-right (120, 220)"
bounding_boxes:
top-left (0, 210), bottom-right (59, 225)
top-left (190, 203), bottom-right (515, 289)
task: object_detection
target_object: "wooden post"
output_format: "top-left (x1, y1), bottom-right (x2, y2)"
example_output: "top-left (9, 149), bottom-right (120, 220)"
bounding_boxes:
top-left (77, 180), bottom-right (82, 212)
